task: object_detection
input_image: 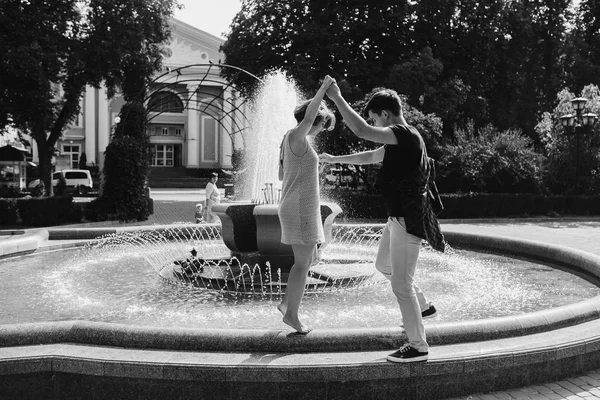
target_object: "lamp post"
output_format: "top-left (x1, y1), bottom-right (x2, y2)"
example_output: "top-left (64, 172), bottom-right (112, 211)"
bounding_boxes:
top-left (559, 97), bottom-right (598, 193)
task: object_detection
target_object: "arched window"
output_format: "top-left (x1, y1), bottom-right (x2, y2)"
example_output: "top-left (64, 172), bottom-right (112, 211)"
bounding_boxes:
top-left (147, 91), bottom-right (184, 113)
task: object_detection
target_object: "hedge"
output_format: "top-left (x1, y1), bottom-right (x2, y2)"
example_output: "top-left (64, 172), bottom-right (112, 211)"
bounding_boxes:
top-left (321, 189), bottom-right (600, 219)
top-left (0, 196), bottom-right (83, 227)
top-left (0, 198), bottom-right (19, 225)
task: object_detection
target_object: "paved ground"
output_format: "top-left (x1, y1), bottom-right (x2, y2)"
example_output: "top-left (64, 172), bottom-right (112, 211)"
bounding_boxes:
top-left (5, 188), bottom-right (600, 399)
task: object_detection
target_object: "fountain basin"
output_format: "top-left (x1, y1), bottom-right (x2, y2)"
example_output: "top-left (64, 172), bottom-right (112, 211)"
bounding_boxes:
top-left (2, 226), bottom-right (600, 400)
top-left (1, 226), bottom-right (599, 351)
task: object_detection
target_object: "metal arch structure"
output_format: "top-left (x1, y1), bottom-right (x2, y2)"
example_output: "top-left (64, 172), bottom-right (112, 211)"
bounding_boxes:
top-left (137, 63), bottom-right (262, 148)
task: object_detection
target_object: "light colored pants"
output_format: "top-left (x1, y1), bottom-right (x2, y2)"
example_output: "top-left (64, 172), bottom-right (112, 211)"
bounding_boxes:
top-left (375, 217), bottom-right (428, 352)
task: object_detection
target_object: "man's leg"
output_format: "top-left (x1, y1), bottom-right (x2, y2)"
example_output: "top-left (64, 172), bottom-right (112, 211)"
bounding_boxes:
top-left (375, 220), bottom-right (431, 314)
top-left (388, 217), bottom-right (428, 352)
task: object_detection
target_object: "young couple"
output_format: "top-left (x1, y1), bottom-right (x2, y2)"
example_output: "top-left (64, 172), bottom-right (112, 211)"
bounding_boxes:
top-left (277, 75), bottom-right (444, 363)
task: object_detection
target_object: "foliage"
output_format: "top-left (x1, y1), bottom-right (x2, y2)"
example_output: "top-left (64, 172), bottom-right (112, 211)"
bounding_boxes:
top-left (220, 0), bottom-right (412, 96)
top-left (17, 196), bottom-right (78, 226)
top-left (440, 122), bottom-right (544, 194)
top-left (230, 147), bottom-right (245, 172)
top-left (535, 84), bottom-right (600, 194)
top-left (0, 196), bottom-right (84, 226)
top-left (315, 87), bottom-right (444, 189)
top-left (78, 152), bottom-right (87, 169)
top-left (0, 198), bottom-right (19, 225)
top-left (322, 190), bottom-right (600, 220)
top-left (32, 181), bottom-right (45, 197)
top-left (221, 0), bottom-right (585, 142)
top-left (0, 186), bottom-right (22, 199)
top-left (55, 174), bottom-right (67, 196)
top-left (0, 0), bottom-right (179, 195)
top-left (564, 0), bottom-right (600, 91)
top-left (94, 101), bottom-right (150, 222)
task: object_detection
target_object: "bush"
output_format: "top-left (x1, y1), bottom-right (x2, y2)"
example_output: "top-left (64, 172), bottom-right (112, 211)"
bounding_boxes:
top-left (439, 122), bottom-right (545, 194)
top-left (16, 196), bottom-right (76, 227)
top-left (0, 198), bottom-right (19, 225)
top-left (321, 189), bottom-right (600, 219)
top-left (55, 174), bottom-right (67, 196)
top-left (68, 202), bottom-right (85, 223)
top-left (98, 101), bottom-right (150, 222)
top-left (0, 186), bottom-right (22, 198)
top-left (535, 86), bottom-right (600, 195)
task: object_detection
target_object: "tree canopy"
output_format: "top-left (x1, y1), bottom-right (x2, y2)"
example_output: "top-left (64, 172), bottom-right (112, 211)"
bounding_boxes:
top-left (220, 0), bottom-right (412, 96)
top-left (221, 0), bottom-right (598, 140)
top-left (0, 0), bottom-right (179, 194)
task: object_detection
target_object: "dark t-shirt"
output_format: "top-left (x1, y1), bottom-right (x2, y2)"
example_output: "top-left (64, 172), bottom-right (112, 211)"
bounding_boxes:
top-left (378, 124), bottom-right (426, 217)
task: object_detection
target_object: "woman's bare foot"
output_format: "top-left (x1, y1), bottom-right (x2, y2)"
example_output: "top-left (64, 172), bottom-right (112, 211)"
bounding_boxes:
top-left (282, 315), bottom-right (312, 334)
top-left (277, 302), bottom-right (287, 317)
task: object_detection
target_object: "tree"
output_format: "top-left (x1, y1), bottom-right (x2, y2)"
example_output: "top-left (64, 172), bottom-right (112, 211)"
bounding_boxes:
top-left (564, 0), bottom-right (600, 91)
top-left (97, 102), bottom-right (150, 221)
top-left (220, 0), bottom-right (412, 96)
top-left (78, 152), bottom-right (88, 170)
top-left (535, 84), bottom-right (600, 194)
top-left (0, 0), bottom-right (179, 195)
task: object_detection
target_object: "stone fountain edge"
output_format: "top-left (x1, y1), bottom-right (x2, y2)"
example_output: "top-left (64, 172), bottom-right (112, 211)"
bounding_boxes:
top-left (0, 225), bottom-right (600, 352)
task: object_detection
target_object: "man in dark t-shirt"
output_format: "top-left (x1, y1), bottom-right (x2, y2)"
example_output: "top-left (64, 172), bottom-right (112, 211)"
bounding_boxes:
top-left (319, 81), bottom-right (436, 363)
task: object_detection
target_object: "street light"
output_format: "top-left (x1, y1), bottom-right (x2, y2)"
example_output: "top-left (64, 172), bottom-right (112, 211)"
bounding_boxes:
top-left (559, 97), bottom-right (598, 192)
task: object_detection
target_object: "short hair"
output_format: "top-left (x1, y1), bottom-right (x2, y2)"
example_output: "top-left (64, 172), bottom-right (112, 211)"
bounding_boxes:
top-left (362, 89), bottom-right (402, 119)
top-left (293, 99), bottom-right (336, 131)
top-left (210, 172), bottom-right (218, 178)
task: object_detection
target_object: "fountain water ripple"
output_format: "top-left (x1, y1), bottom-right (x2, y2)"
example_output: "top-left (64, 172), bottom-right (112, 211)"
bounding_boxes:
top-left (83, 224), bottom-right (383, 297)
top-left (2, 226), bottom-right (599, 329)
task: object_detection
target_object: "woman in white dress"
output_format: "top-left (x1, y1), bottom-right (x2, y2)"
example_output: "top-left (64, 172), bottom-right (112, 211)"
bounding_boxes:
top-left (204, 172), bottom-right (221, 223)
top-left (277, 76), bottom-right (335, 334)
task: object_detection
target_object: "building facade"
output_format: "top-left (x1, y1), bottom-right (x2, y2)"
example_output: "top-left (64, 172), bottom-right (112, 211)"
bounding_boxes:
top-left (29, 18), bottom-right (245, 181)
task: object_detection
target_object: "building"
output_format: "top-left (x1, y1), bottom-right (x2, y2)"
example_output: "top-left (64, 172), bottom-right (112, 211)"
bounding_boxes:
top-left (28, 18), bottom-right (248, 186)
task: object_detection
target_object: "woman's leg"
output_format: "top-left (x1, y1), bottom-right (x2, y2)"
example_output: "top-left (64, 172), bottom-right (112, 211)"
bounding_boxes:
top-left (277, 243), bottom-right (315, 333)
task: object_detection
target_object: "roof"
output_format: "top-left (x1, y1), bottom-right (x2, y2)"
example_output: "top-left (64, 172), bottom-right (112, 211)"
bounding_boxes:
top-left (0, 144), bottom-right (29, 162)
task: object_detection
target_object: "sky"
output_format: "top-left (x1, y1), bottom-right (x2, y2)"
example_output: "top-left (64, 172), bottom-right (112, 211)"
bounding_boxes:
top-left (173, 0), bottom-right (242, 39)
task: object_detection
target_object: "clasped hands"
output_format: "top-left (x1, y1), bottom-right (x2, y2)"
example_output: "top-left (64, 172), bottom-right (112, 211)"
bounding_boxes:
top-left (321, 75), bottom-right (341, 100)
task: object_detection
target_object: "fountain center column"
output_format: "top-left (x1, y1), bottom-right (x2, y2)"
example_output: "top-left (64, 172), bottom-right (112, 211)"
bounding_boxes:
top-left (212, 202), bottom-right (341, 272)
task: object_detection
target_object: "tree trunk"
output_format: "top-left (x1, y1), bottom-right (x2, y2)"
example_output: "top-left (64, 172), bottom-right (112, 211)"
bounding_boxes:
top-left (35, 136), bottom-right (54, 197)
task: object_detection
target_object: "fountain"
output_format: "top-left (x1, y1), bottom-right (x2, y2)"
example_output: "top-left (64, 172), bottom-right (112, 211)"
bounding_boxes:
top-left (2, 70), bottom-right (600, 399)
top-left (190, 71), bottom-right (348, 290)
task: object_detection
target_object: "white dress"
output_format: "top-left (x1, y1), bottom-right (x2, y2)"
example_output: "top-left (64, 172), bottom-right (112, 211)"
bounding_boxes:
top-left (204, 181), bottom-right (221, 223)
top-left (278, 134), bottom-right (324, 245)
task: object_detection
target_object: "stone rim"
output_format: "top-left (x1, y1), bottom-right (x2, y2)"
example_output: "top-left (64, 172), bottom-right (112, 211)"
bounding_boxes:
top-left (1, 225), bottom-right (600, 352)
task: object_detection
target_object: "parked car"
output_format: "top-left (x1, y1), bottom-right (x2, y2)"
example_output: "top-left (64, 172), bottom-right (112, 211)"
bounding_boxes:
top-left (28, 169), bottom-right (93, 194)
top-left (324, 166), bottom-right (355, 186)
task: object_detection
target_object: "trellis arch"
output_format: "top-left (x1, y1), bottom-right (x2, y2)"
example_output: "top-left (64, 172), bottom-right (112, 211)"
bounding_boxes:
top-left (140, 63), bottom-right (262, 148)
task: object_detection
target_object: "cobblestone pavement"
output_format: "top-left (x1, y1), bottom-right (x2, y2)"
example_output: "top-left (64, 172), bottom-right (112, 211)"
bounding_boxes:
top-left (443, 370), bottom-right (600, 399)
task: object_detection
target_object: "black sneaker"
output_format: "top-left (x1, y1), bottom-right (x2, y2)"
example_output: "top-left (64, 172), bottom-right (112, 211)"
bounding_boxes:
top-left (421, 304), bottom-right (437, 320)
top-left (387, 344), bottom-right (429, 363)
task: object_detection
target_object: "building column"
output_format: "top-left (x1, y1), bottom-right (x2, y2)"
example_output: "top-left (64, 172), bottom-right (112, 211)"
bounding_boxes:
top-left (84, 85), bottom-right (97, 165)
top-left (97, 87), bottom-right (110, 170)
top-left (221, 87), bottom-right (233, 168)
top-left (186, 85), bottom-right (200, 168)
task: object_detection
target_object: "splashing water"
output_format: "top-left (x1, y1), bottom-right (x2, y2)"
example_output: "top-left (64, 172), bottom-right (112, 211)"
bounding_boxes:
top-left (236, 71), bottom-right (300, 203)
top-left (86, 224), bottom-right (381, 297)
top-left (2, 224), bottom-right (599, 328)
